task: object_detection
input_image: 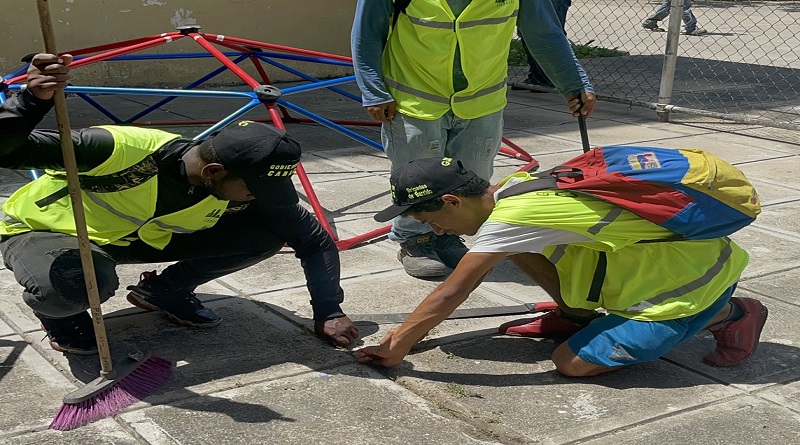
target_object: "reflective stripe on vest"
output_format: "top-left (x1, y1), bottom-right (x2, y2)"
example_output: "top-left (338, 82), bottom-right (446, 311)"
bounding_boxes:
top-left (494, 172), bottom-right (747, 320)
top-left (0, 126), bottom-right (231, 249)
top-left (382, 0), bottom-right (518, 120)
top-left (84, 191), bottom-right (149, 227)
top-left (624, 239), bottom-right (734, 313)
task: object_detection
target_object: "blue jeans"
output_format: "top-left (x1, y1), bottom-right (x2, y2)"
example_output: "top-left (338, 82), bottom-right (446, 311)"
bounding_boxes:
top-left (647, 0), bottom-right (698, 31)
top-left (381, 110), bottom-right (503, 242)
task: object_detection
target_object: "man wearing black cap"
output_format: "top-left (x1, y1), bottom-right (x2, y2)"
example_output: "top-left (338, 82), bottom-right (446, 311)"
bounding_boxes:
top-left (0, 54), bottom-right (358, 355)
top-left (356, 157), bottom-right (767, 374)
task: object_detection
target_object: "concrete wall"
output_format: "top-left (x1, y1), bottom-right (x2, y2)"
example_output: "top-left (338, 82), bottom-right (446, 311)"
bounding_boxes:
top-left (1, 0), bottom-right (356, 87)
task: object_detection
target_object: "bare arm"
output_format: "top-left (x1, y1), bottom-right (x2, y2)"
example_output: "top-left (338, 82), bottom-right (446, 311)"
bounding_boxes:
top-left (353, 251), bottom-right (506, 367)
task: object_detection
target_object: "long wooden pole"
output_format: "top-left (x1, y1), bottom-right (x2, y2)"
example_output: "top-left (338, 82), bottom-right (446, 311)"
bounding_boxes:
top-left (35, 0), bottom-right (113, 375)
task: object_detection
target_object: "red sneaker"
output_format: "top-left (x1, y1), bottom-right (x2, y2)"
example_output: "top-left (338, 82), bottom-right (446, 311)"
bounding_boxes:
top-left (703, 297), bottom-right (768, 367)
top-left (498, 309), bottom-right (600, 338)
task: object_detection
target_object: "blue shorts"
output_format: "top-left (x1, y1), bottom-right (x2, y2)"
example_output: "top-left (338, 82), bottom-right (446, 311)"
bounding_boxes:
top-left (567, 283), bottom-right (737, 367)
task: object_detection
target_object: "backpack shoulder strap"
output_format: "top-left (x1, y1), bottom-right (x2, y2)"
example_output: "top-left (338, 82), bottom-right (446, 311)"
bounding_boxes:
top-left (392, 0), bottom-right (412, 28)
top-left (496, 166), bottom-right (582, 201)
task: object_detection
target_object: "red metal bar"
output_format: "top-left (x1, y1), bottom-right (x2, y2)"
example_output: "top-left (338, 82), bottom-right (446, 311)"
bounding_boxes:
top-left (210, 38), bottom-right (295, 120)
top-left (204, 34), bottom-right (353, 63)
top-left (190, 33), bottom-right (260, 88)
top-left (294, 162), bottom-right (338, 240)
top-left (335, 226), bottom-right (391, 251)
top-left (64, 32), bottom-right (184, 57)
top-left (499, 136), bottom-right (533, 162)
top-left (6, 34), bottom-right (184, 85)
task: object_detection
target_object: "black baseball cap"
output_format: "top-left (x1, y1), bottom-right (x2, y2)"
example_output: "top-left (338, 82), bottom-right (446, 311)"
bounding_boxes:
top-left (374, 157), bottom-right (478, 222)
top-left (210, 121), bottom-right (302, 206)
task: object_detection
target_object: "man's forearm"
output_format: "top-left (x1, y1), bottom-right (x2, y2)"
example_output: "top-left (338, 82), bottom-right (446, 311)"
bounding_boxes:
top-left (0, 90), bottom-right (114, 170)
top-left (517, 0), bottom-right (592, 97)
top-left (0, 90), bottom-right (52, 166)
top-left (351, 0), bottom-right (395, 106)
top-left (390, 254), bottom-right (499, 350)
top-left (391, 285), bottom-right (472, 349)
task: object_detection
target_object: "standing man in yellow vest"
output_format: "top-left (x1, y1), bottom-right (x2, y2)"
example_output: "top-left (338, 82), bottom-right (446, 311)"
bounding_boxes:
top-left (351, 0), bottom-right (596, 278)
top-left (0, 54), bottom-right (359, 355)
top-left (354, 158), bottom-right (768, 374)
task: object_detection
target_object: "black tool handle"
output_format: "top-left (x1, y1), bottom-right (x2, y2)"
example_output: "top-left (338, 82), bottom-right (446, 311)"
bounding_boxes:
top-left (577, 98), bottom-right (591, 153)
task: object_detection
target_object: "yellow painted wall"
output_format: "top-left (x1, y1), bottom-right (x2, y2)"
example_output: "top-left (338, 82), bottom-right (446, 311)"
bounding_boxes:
top-left (1, 1), bottom-right (356, 87)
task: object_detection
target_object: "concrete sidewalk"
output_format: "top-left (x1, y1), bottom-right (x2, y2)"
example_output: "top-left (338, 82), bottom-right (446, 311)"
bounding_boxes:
top-left (1, 87), bottom-right (799, 444)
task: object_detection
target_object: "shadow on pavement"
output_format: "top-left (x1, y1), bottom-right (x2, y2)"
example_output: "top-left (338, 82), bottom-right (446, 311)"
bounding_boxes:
top-left (380, 334), bottom-right (800, 390)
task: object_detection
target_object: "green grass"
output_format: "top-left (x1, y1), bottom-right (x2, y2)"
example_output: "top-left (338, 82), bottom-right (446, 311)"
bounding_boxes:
top-left (508, 38), bottom-right (629, 66)
top-left (571, 39), bottom-right (629, 58)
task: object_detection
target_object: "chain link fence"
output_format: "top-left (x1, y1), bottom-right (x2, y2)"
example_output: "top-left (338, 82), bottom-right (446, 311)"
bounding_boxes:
top-left (510, 0), bottom-right (800, 132)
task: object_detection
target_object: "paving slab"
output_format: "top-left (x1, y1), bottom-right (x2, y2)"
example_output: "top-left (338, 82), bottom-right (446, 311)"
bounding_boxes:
top-left (0, 422), bottom-right (137, 445)
top-left (664, 290), bottom-right (800, 391)
top-left (580, 395), bottom-right (800, 445)
top-left (384, 334), bottom-right (741, 445)
top-left (0, 320), bottom-right (82, 436)
top-left (120, 364), bottom-right (488, 445)
top-left (738, 157), bottom-right (800, 189)
top-left (748, 178), bottom-right (800, 206)
top-left (242, 265), bottom-right (540, 349)
top-left (51, 296), bottom-right (354, 393)
top-left (727, 228), bottom-right (800, 280)
top-left (759, 379), bottom-right (800, 415)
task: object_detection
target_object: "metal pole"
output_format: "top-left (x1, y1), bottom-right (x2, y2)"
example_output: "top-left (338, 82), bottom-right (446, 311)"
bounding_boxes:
top-left (657, 0), bottom-right (686, 122)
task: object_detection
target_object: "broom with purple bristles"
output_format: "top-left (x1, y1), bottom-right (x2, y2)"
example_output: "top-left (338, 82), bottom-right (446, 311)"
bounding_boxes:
top-left (33, 0), bottom-right (172, 431)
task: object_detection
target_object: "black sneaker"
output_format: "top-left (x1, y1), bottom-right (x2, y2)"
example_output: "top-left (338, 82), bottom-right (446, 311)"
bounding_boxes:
top-left (642, 20), bottom-right (660, 30)
top-left (37, 312), bottom-right (98, 356)
top-left (398, 233), bottom-right (449, 278)
top-left (434, 234), bottom-right (469, 269)
top-left (126, 271), bottom-right (222, 328)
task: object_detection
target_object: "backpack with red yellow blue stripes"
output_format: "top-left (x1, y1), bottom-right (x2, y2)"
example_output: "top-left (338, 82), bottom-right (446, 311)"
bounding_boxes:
top-left (497, 145), bottom-right (761, 240)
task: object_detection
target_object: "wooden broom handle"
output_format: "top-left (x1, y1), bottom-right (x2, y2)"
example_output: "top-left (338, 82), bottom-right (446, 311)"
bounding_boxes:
top-left (35, 0), bottom-right (114, 374)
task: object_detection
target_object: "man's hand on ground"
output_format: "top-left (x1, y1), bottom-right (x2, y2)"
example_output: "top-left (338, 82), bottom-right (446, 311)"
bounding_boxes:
top-left (27, 53), bottom-right (73, 101)
top-left (353, 328), bottom-right (421, 368)
top-left (315, 316), bottom-right (359, 346)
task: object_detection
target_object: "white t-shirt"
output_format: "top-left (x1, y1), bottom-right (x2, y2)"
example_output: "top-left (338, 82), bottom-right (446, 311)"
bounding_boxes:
top-left (469, 176), bottom-right (592, 254)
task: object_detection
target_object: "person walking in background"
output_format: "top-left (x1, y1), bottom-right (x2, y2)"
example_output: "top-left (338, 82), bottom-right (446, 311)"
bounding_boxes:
top-left (351, 0), bottom-right (595, 278)
top-left (642, 0), bottom-right (708, 35)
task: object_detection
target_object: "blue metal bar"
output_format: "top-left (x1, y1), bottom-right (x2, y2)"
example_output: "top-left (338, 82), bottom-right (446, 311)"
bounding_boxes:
top-left (250, 52), bottom-right (352, 67)
top-left (126, 54), bottom-right (249, 123)
top-left (255, 55), bottom-right (360, 102)
top-left (3, 84), bottom-right (256, 99)
top-left (277, 99), bottom-right (382, 151)
top-left (3, 64), bottom-right (29, 80)
top-left (74, 92), bottom-right (122, 123)
top-left (193, 99), bottom-right (264, 141)
top-left (280, 76), bottom-right (358, 97)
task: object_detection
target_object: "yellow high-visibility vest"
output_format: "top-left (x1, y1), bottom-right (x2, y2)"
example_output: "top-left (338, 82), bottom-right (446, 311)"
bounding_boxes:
top-left (0, 126), bottom-right (231, 250)
top-left (383, 0), bottom-right (518, 120)
top-left (490, 172), bottom-right (749, 320)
